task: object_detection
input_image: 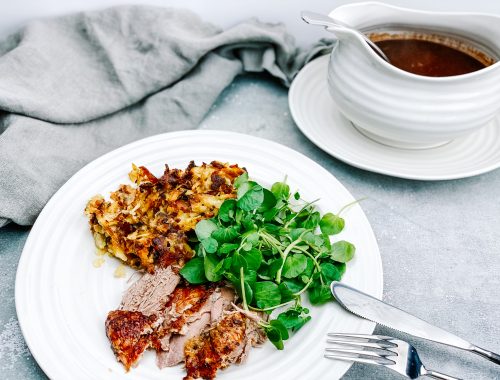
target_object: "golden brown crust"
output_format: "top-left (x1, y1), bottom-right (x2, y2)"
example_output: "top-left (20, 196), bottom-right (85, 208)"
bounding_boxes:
top-left (105, 310), bottom-right (158, 371)
top-left (163, 284), bottom-right (215, 334)
top-left (183, 312), bottom-right (249, 380)
top-left (209, 312), bottom-right (247, 364)
top-left (85, 161), bottom-right (245, 272)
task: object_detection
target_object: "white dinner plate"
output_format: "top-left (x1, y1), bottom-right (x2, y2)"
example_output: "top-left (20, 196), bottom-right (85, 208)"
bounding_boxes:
top-left (15, 130), bottom-right (383, 380)
top-left (289, 55), bottom-right (500, 181)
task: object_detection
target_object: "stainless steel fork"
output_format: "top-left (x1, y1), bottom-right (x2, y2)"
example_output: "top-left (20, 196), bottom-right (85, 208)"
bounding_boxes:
top-left (325, 333), bottom-right (461, 380)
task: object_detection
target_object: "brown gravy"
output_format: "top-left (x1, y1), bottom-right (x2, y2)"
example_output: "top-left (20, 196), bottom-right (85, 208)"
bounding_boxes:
top-left (373, 38), bottom-right (490, 77)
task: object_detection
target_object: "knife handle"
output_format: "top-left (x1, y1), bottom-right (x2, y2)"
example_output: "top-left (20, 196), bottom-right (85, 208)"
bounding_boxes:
top-left (471, 345), bottom-right (500, 365)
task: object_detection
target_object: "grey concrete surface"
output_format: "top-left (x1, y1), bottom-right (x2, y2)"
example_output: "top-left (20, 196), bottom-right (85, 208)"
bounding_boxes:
top-left (1, 74), bottom-right (499, 380)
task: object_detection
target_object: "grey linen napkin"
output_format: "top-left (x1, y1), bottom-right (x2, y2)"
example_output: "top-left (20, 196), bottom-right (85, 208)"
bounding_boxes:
top-left (0, 5), bottom-right (331, 228)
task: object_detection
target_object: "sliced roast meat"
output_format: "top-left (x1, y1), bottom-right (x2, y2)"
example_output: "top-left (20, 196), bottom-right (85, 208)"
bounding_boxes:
top-left (157, 312), bottom-right (211, 368)
top-left (155, 284), bottom-right (214, 368)
top-left (108, 266), bottom-right (244, 377)
top-left (210, 287), bottom-right (236, 322)
top-left (156, 286), bottom-right (236, 368)
top-left (210, 311), bottom-right (248, 367)
top-left (160, 284), bottom-right (214, 334)
top-left (238, 315), bottom-right (267, 364)
top-left (105, 310), bottom-right (159, 371)
top-left (120, 265), bottom-right (180, 317)
top-left (183, 311), bottom-right (266, 380)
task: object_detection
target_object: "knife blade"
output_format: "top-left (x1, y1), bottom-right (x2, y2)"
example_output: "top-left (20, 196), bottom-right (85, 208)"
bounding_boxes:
top-left (330, 281), bottom-right (500, 365)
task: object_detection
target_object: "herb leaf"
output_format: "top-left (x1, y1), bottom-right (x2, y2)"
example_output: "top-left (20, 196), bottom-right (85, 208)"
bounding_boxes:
top-left (212, 226), bottom-right (239, 243)
top-left (219, 243), bottom-right (239, 254)
top-left (241, 248), bottom-right (263, 271)
top-left (264, 319), bottom-right (290, 350)
top-left (330, 241), bottom-right (355, 263)
top-left (195, 219), bottom-right (218, 240)
top-left (266, 325), bottom-right (284, 350)
top-left (237, 183), bottom-right (264, 211)
top-left (254, 281), bottom-right (281, 309)
top-left (270, 319), bottom-right (289, 340)
top-left (258, 189), bottom-right (277, 212)
top-left (282, 254), bottom-right (308, 279)
top-left (319, 213), bottom-right (345, 235)
top-left (201, 237), bottom-right (218, 253)
top-left (271, 182), bottom-right (290, 200)
top-left (277, 309), bottom-right (311, 331)
top-left (180, 257), bottom-right (207, 284)
top-left (319, 262), bottom-right (342, 283)
top-left (204, 254), bottom-right (222, 282)
top-left (218, 199), bottom-right (237, 222)
top-left (308, 284), bottom-right (333, 305)
top-left (233, 172), bottom-right (248, 188)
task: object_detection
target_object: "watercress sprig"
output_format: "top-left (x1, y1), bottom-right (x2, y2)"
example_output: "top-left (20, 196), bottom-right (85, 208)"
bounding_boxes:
top-left (180, 172), bottom-right (355, 350)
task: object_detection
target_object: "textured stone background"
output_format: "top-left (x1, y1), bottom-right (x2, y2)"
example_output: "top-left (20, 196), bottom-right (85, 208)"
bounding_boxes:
top-left (1, 74), bottom-right (499, 379)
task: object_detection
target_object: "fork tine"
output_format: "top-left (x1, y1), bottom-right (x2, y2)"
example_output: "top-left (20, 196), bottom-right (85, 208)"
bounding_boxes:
top-left (325, 353), bottom-right (388, 366)
top-left (327, 333), bottom-right (398, 348)
top-left (326, 338), bottom-right (394, 349)
top-left (326, 342), bottom-right (397, 356)
top-left (324, 349), bottom-right (396, 366)
top-left (327, 333), bottom-right (395, 340)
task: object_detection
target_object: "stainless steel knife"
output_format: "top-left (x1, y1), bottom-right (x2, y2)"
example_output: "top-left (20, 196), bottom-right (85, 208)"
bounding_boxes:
top-left (330, 281), bottom-right (500, 365)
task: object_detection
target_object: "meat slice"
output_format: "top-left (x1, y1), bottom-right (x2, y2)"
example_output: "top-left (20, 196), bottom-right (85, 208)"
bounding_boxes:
top-left (161, 285), bottom-right (214, 334)
top-left (156, 285), bottom-right (236, 368)
top-left (238, 315), bottom-right (267, 363)
top-left (120, 265), bottom-right (180, 317)
top-left (209, 312), bottom-right (248, 366)
top-left (108, 263), bottom-right (244, 375)
top-left (184, 331), bottom-right (224, 380)
top-left (210, 287), bottom-right (236, 322)
top-left (157, 312), bottom-right (211, 368)
top-left (156, 284), bottom-right (214, 368)
top-left (183, 312), bottom-right (265, 380)
top-left (105, 310), bottom-right (159, 371)
top-left (105, 265), bottom-right (180, 371)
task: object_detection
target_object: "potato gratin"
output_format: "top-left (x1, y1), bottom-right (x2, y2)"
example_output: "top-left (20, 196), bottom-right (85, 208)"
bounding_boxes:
top-left (85, 161), bottom-right (245, 273)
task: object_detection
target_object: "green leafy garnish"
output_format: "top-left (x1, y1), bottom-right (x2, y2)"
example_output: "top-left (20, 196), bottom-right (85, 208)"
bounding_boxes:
top-left (254, 281), bottom-right (282, 309)
top-left (180, 173), bottom-right (356, 349)
top-left (319, 212), bottom-right (345, 235)
top-left (277, 307), bottom-right (311, 331)
top-left (282, 254), bottom-right (308, 279)
top-left (179, 257), bottom-right (207, 284)
top-left (330, 241), bottom-right (356, 263)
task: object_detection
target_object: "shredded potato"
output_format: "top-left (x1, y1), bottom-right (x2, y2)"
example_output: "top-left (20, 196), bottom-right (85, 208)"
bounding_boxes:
top-left (85, 161), bottom-right (245, 273)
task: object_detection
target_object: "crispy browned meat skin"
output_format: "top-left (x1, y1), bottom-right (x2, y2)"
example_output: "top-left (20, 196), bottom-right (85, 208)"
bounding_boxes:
top-left (156, 284), bottom-right (231, 368)
top-left (184, 331), bottom-right (225, 380)
top-left (107, 282), bottom-right (237, 371)
top-left (85, 161), bottom-right (245, 272)
top-left (162, 285), bottom-right (215, 334)
top-left (183, 312), bottom-right (264, 380)
top-left (105, 310), bottom-right (158, 371)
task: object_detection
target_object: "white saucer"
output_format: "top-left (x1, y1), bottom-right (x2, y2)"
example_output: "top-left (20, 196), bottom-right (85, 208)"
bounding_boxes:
top-left (289, 55), bottom-right (500, 181)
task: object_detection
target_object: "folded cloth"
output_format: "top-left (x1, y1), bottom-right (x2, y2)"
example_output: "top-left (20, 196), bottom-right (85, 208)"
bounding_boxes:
top-left (0, 5), bottom-right (331, 228)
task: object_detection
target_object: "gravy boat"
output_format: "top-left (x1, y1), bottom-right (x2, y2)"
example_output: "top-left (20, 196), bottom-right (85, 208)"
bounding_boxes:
top-left (326, 2), bottom-right (500, 149)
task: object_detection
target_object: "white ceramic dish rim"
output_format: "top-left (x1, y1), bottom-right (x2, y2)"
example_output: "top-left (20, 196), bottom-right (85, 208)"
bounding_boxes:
top-left (289, 55), bottom-right (500, 181)
top-left (15, 130), bottom-right (384, 380)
